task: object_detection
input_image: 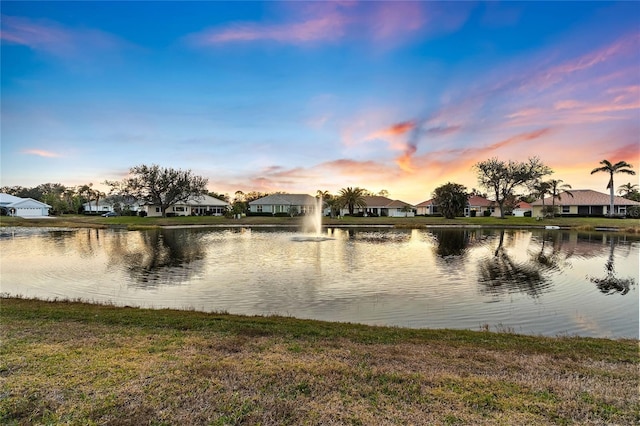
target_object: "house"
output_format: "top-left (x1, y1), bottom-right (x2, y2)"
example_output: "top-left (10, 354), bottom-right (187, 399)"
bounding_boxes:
top-left (248, 194), bottom-right (318, 215)
top-left (416, 199), bottom-right (437, 216)
top-left (531, 189), bottom-right (640, 217)
top-left (466, 195), bottom-right (497, 217)
top-left (83, 200), bottom-right (114, 214)
top-left (142, 194), bottom-right (230, 217)
top-left (339, 196), bottom-right (415, 217)
top-left (513, 201), bottom-right (532, 217)
top-left (0, 193), bottom-right (51, 217)
top-left (416, 195), bottom-right (498, 217)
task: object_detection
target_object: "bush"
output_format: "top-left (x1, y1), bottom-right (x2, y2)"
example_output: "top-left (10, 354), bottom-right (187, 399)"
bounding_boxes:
top-left (138, 211), bottom-right (147, 217)
top-left (483, 210), bottom-right (491, 217)
top-left (626, 206), bottom-right (640, 218)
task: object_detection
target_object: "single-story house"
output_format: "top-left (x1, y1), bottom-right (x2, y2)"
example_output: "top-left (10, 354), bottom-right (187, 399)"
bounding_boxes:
top-left (339, 196), bottom-right (415, 217)
top-left (83, 200), bottom-right (114, 214)
top-left (466, 195), bottom-right (497, 217)
top-left (142, 194), bottom-right (230, 217)
top-left (415, 199), bottom-right (437, 216)
top-left (416, 195), bottom-right (499, 217)
top-left (513, 201), bottom-right (533, 217)
top-left (248, 194), bottom-right (318, 215)
top-left (531, 189), bottom-right (640, 217)
top-left (0, 193), bottom-right (51, 217)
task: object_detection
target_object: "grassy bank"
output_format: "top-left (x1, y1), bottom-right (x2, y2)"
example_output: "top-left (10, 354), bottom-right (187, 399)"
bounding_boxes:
top-left (1, 298), bottom-right (638, 425)
top-left (1, 214), bottom-right (639, 233)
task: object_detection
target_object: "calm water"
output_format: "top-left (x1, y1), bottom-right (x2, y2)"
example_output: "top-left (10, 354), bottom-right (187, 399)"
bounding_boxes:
top-left (1, 226), bottom-right (638, 338)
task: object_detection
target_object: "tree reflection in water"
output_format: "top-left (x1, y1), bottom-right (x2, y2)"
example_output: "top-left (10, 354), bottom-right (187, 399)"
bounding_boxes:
top-left (589, 238), bottom-right (636, 295)
top-left (110, 228), bottom-right (207, 287)
top-left (528, 231), bottom-right (570, 272)
top-left (432, 228), bottom-right (469, 257)
top-left (478, 230), bottom-right (550, 298)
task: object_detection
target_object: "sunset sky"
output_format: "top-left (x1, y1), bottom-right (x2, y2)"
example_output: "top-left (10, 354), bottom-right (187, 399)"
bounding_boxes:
top-left (2, 1), bottom-right (639, 204)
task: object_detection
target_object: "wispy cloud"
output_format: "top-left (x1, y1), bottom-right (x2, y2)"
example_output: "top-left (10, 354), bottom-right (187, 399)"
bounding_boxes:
top-left (186, 1), bottom-right (440, 47)
top-left (1, 14), bottom-right (131, 58)
top-left (21, 149), bottom-right (62, 158)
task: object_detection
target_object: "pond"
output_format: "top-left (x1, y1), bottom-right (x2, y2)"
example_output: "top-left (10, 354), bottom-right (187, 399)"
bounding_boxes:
top-left (1, 226), bottom-right (637, 338)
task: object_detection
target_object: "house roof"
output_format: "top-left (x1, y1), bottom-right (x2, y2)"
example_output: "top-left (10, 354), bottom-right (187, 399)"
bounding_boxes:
top-left (385, 199), bottom-right (415, 208)
top-left (0, 193), bottom-right (51, 208)
top-left (186, 194), bottom-right (230, 206)
top-left (0, 193), bottom-right (24, 205)
top-left (360, 196), bottom-right (393, 207)
top-left (468, 195), bottom-right (493, 207)
top-left (415, 199), bottom-right (433, 207)
top-left (515, 201), bottom-right (532, 210)
top-left (531, 189), bottom-right (640, 206)
top-left (358, 196), bottom-right (414, 208)
top-left (249, 194), bottom-right (316, 206)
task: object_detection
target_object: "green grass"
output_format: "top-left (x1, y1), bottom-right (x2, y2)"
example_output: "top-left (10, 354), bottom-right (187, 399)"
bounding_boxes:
top-left (1, 297), bottom-right (638, 425)
top-left (2, 214), bottom-right (639, 232)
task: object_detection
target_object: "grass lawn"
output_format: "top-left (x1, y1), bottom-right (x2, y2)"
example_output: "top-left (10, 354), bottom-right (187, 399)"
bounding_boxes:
top-left (1, 298), bottom-right (638, 425)
top-left (1, 214), bottom-right (639, 232)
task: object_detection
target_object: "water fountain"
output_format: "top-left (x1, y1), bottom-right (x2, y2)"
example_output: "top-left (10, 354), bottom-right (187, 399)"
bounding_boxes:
top-left (292, 196), bottom-right (333, 241)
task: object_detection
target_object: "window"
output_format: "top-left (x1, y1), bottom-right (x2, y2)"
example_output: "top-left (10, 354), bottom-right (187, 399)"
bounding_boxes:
top-left (562, 206), bottom-right (570, 213)
top-left (175, 206), bottom-right (185, 212)
top-left (256, 205), bottom-right (263, 212)
top-left (155, 207), bottom-right (160, 213)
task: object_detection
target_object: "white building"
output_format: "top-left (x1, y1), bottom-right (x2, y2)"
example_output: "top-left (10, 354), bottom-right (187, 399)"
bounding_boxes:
top-left (141, 194), bottom-right (230, 217)
top-left (0, 193), bottom-right (51, 217)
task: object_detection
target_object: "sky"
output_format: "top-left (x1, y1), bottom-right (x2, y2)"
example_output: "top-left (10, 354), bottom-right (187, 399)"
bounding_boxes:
top-left (1, 1), bottom-right (639, 204)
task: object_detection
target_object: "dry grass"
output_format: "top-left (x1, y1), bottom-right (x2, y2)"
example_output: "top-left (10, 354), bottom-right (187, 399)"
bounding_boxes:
top-left (1, 298), bottom-right (638, 425)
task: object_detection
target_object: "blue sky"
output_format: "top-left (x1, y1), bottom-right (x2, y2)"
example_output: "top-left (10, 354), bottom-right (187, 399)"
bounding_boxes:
top-left (2, 1), bottom-right (639, 203)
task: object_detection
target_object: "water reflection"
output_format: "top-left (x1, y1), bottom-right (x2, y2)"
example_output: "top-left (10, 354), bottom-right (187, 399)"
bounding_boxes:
top-left (107, 228), bottom-right (208, 287)
top-left (1, 226), bottom-right (638, 338)
top-left (477, 230), bottom-right (550, 298)
top-left (589, 238), bottom-right (636, 295)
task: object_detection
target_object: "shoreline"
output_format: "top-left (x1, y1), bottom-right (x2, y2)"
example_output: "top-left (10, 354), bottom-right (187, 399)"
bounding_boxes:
top-left (2, 214), bottom-right (638, 233)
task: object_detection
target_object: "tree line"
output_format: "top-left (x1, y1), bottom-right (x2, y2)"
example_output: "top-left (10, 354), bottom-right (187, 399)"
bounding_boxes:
top-left (2, 158), bottom-right (636, 218)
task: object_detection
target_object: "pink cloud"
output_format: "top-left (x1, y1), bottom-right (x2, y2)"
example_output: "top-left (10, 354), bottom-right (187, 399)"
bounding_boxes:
top-left (21, 149), bottom-right (62, 158)
top-left (194, 14), bottom-right (350, 44)
top-left (187, 2), bottom-right (444, 47)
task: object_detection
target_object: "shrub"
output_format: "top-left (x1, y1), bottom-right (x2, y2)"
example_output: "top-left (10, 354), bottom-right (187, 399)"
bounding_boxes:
top-left (626, 206), bottom-right (640, 218)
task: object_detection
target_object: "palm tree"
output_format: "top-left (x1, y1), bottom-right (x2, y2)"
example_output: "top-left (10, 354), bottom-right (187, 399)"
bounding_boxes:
top-left (338, 187), bottom-right (367, 216)
top-left (324, 197), bottom-right (342, 218)
top-left (548, 179), bottom-right (573, 217)
top-left (532, 181), bottom-right (551, 218)
top-left (617, 182), bottom-right (639, 197)
top-left (591, 160), bottom-right (636, 217)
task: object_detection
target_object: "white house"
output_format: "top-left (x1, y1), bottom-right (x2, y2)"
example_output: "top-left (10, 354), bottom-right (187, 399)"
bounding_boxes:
top-left (142, 194), bottom-right (230, 217)
top-left (83, 200), bottom-right (114, 214)
top-left (0, 193), bottom-right (51, 217)
top-left (339, 196), bottom-right (415, 217)
top-left (248, 194), bottom-right (318, 215)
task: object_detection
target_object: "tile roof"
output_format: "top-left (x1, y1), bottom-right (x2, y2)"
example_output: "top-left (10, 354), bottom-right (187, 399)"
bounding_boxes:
top-left (531, 189), bottom-right (640, 206)
top-left (249, 194), bottom-right (316, 205)
top-left (385, 199), bottom-right (415, 208)
top-left (468, 195), bottom-right (493, 207)
top-left (415, 199), bottom-right (434, 207)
